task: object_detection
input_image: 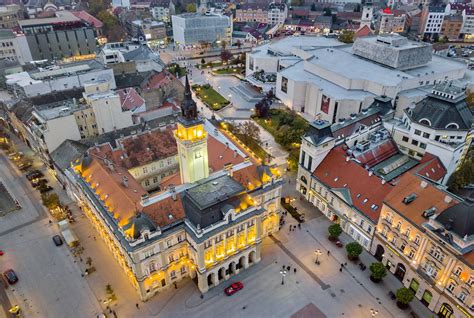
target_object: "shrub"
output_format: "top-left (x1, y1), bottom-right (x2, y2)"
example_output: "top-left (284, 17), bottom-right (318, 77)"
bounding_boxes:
top-left (328, 224), bottom-right (342, 240)
top-left (369, 262), bottom-right (387, 282)
top-left (345, 242), bottom-right (363, 260)
top-left (396, 287), bottom-right (414, 309)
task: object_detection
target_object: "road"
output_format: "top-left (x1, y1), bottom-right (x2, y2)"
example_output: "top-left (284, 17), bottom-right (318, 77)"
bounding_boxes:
top-left (0, 146), bottom-right (102, 318)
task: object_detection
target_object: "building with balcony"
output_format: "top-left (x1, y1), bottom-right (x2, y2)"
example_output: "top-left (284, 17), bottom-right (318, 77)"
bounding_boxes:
top-left (150, 0), bottom-right (175, 23)
top-left (171, 13), bottom-right (232, 47)
top-left (419, 5), bottom-right (448, 39)
top-left (384, 83), bottom-right (474, 184)
top-left (60, 77), bottom-right (283, 300)
top-left (268, 2), bottom-right (287, 26)
top-left (371, 173), bottom-right (473, 318)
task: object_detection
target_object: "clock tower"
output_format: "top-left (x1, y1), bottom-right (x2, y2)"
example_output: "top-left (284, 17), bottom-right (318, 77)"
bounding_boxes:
top-left (174, 75), bottom-right (209, 184)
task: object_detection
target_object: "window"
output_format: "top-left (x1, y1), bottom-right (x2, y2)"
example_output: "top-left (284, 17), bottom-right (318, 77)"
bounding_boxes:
top-left (408, 250), bottom-right (415, 259)
top-left (300, 151), bottom-right (306, 166)
top-left (145, 179), bottom-right (150, 187)
top-left (177, 234), bottom-right (184, 243)
top-left (400, 242), bottom-right (406, 252)
top-left (447, 281), bottom-right (455, 293)
top-left (420, 143), bottom-right (426, 149)
top-left (423, 132), bottom-right (430, 138)
top-left (143, 167), bottom-right (148, 173)
top-left (405, 228), bottom-right (411, 237)
top-left (168, 254), bottom-right (174, 262)
top-left (167, 240), bottom-right (172, 248)
top-left (402, 136), bottom-right (409, 142)
top-left (415, 235), bottom-right (421, 245)
top-left (458, 292), bottom-right (467, 302)
top-left (281, 77), bottom-right (288, 93)
top-left (204, 240), bottom-right (212, 249)
top-left (153, 176), bottom-right (158, 183)
top-left (396, 221), bottom-right (402, 230)
top-left (426, 264), bottom-right (438, 278)
top-left (411, 140), bottom-right (419, 146)
top-left (149, 262), bottom-right (156, 273)
top-left (454, 267), bottom-right (462, 276)
top-left (414, 129), bottom-right (421, 136)
top-left (170, 270), bottom-right (176, 279)
top-left (180, 266), bottom-right (186, 274)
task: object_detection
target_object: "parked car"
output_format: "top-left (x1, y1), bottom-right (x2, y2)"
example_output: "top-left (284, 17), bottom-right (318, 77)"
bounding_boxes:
top-left (224, 282), bottom-right (244, 296)
top-left (0, 250), bottom-right (4, 256)
top-left (52, 235), bottom-right (63, 246)
top-left (31, 178), bottom-right (48, 188)
top-left (3, 269), bottom-right (18, 285)
top-left (38, 185), bottom-right (53, 193)
top-left (26, 170), bottom-right (43, 180)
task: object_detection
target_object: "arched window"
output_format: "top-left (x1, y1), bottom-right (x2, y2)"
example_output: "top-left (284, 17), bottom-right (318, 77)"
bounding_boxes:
top-left (300, 175), bottom-right (307, 184)
top-left (445, 123), bottom-right (459, 129)
top-left (419, 118), bottom-right (432, 126)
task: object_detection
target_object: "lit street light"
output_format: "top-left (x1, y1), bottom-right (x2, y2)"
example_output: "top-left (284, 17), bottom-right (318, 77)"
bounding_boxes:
top-left (280, 269), bottom-right (287, 285)
top-left (370, 308), bottom-right (379, 317)
top-left (314, 249), bottom-right (322, 265)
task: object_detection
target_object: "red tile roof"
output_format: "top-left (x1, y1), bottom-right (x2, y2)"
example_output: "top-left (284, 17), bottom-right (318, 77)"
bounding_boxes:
top-left (384, 173), bottom-right (458, 227)
top-left (313, 146), bottom-right (393, 222)
top-left (410, 152), bottom-right (447, 182)
top-left (141, 71), bottom-right (179, 92)
top-left (71, 11), bottom-right (104, 28)
top-left (116, 87), bottom-right (145, 111)
top-left (354, 139), bottom-right (399, 168)
top-left (355, 25), bottom-right (373, 38)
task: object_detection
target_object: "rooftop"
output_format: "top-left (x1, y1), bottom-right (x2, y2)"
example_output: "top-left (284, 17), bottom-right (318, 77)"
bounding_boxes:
top-left (19, 11), bottom-right (80, 27)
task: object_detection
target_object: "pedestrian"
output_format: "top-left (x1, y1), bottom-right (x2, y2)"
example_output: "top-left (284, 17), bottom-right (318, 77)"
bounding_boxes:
top-left (174, 282), bottom-right (178, 289)
top-left (282, 265), bottom-right (285, 269)
top-left (294, 268), bottom-right (297, 274)
top-left (113, 311), bottom-right (117, 318)
top-left (136, 303), bottom-right (140, 309)
top-left (344, 262), bottom-right (347, 266)
top-left (341, 263), bottom-right (344, 268)
top-left (93, 236), bottom-right (96, 241)
top-left (298, 223), bottom-right (301, 229)
top-left (327, 250), bottom-right (330, 256)
top-left (287, 266), bottom-right (290, 271)
top-left (339, 267), bottom-right (342, 272)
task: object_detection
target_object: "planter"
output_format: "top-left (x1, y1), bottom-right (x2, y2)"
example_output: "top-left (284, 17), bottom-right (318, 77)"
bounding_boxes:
top-left (370, 275), bottom-right (381, 283)
top-left (328, 236), bottom-right (337, 242)
top-left (347, 255), bottom-right (359, 261)
top-left (396, 301), bottom-right (409, 310)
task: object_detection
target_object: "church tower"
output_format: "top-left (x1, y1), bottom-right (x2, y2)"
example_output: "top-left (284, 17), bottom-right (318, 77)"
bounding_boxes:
top-left (360, 3), bottom-right (373, 30)
top-left (174, 75), bottom-right (209, 184)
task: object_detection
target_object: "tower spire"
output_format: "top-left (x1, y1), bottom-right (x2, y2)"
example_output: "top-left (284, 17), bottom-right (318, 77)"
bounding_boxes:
top-left (180, 74), bottom-right (198, 121)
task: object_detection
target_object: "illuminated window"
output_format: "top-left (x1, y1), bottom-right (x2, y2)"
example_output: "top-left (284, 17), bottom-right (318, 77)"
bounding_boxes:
top-left (204, 248), bottom-right (214, 265)
top-left (215, 242), bottom-right (225, 259)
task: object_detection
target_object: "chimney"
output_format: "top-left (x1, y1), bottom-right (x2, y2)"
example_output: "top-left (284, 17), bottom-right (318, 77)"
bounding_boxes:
top-left (381, 178), bottom-right (386, 184)
top-left (225, 142), bottom-right (229, 149)
top-left (169, 185), bottom-right (176, 200)
top-left (346, 156), bottom-right (350, 162)
top-left (233, 150), bottom-right (238, 158)
top-left (122, 176), bottom-right (129, 187)
top-left (444, 195), bottom-right (452, 204)
top-left (368, 170), bottom-right (373, 177)
top-left (420, 180), bottom-right (428, 188)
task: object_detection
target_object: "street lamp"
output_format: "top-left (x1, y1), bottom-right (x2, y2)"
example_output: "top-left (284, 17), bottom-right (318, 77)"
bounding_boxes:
top-left (280, 269), bottom-right (287, 285)
top-left (314, 249), bottom-right (322, 265)
top-left (370, 308), bottom-right (379, 317)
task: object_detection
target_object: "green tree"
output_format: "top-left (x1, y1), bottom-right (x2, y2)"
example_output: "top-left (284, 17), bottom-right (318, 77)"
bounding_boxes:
top-left (328, 224), bottom-right (342, 240)
top-left (396, 287), bottom-right (414, 308)
top-left (186, 3), bottom-right (196, 12)
top-left (231, 121), bottom-right (261, 145)
top-left (448, 151), bottom-right (474, 191)
top-left (339, 30), bottom-right (355, 44)
top-left (41, 192), bottom-right (60, 210)
top-left (88, 0), bottom-right (107, 16)
top-left (97, 10), bottom-right (125, 42)
top-left (345, 242), bottom-right (363, 260)
top-left (369, 262), bottom-right (387, 282)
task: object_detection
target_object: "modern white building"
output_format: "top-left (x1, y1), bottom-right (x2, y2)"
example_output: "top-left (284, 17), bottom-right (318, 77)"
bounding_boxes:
top-left (419, 5), bottom-right (448, 38)
top-left (0, 29), bottom-right (33, 65)
top-left (246, 35), bottom-right (470, 123)
top-left (267, 2), bottom-right (287, 25)
top-left (171, 13), bottom-right (232, 46)
top-left (5, 60), bottom-right (115, 98)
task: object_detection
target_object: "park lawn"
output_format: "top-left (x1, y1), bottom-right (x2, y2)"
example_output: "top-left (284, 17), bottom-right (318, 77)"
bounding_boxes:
top-left (199, 61), bottom-right (223, 69)
top-left (253, 108), bottom-right (309, 170)
top-left (192, 84), bottom-right (230, 111)
top-left (167, 63), bottom-right (187, 77)
top-left (213, 67), bottom-right (244, 75)
top-left (233, 133), bottom-right (268, 161)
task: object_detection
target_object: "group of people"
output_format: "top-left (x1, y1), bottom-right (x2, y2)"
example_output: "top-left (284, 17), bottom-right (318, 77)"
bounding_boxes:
top-left (282, 265), bottom-right (297, 274)
top-left (289, 223), bottom-right (301, 231)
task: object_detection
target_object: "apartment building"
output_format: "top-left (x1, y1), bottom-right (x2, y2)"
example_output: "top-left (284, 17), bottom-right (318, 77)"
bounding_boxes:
top-left (150, 0), bottom-right (175, 23)
top-left (0, 29), bottom-right (33, 65)
top-left (419, 5), bottom-right (447, 38)
top-left (377, 8), bottom-right (406, 34)
top-left (235, 4), bottom-right (268, 23)
top-left (371, 173), bottom-right (473, 318)
top-left (268, 2), bottom-right (287, 25)
top-left (0, 5), bottom-right (21, 29)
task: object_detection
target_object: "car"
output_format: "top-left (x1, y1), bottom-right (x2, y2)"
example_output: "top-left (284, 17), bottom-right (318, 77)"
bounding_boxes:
top-left (3, 269), bottom-right (18, 285)
top-left (52, 235), bottom-right (63, 246)
top-left (31, 178), bottom-right (48, 188)
top-left (224, 282), bottom-right (244, 296)
top-left (38, 185), bottom-right (53, 193)
top-left (26, 170), bottom-right (43, 180)
top-left (0, 250), bottom-right (4, 256)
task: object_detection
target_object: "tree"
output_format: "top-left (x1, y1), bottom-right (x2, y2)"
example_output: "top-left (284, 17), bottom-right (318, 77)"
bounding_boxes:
top-left (235, 121), bottom-right (261, 145)
top-left (396, 287), bottom-right (415, 309)
top-left (311, 3), bottom-right (317, 11)
top-left (328, 224), bottom-right (342, 240)
top-left (433, 33), bottom-right (440, 42)
top-left (220, 49), bottom-right (232, 63)
top-left (369, 262), bottom-right (387, 282)
top-left (186, 3), bottom-right (196, 12)
top-left (323, 7), bottom-right (332, 16)
top-left (448, 151), bottom-right (474, 191)
top-left (339, 30), bottom-right (355, 44)
top-left (254, 98), bottom-right (270, 118)
top-left (97, 10), bottom-right (125, 42)
top-left (41, 193), bottom-right (60, 210)
top-left (88, 0), bottom-right (107, 16)
top-left (345, 242), bottom-right (363, 260)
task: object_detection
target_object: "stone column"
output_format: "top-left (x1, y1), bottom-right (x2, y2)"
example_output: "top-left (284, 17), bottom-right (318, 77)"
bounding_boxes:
top-left (197, 273), bottom-right (209, 293)
top-left (211, 271), bottom-right (219, 286)
top-left (243, 255), bottom-right (249, 269)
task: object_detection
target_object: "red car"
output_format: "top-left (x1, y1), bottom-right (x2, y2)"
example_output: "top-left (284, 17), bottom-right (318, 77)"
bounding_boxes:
top-left (224, 282), bottom-right (244, 296)
top-left (4, 269), bottom-right (18, 285)
top-left (0, 250), bottom-right (4, 256)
